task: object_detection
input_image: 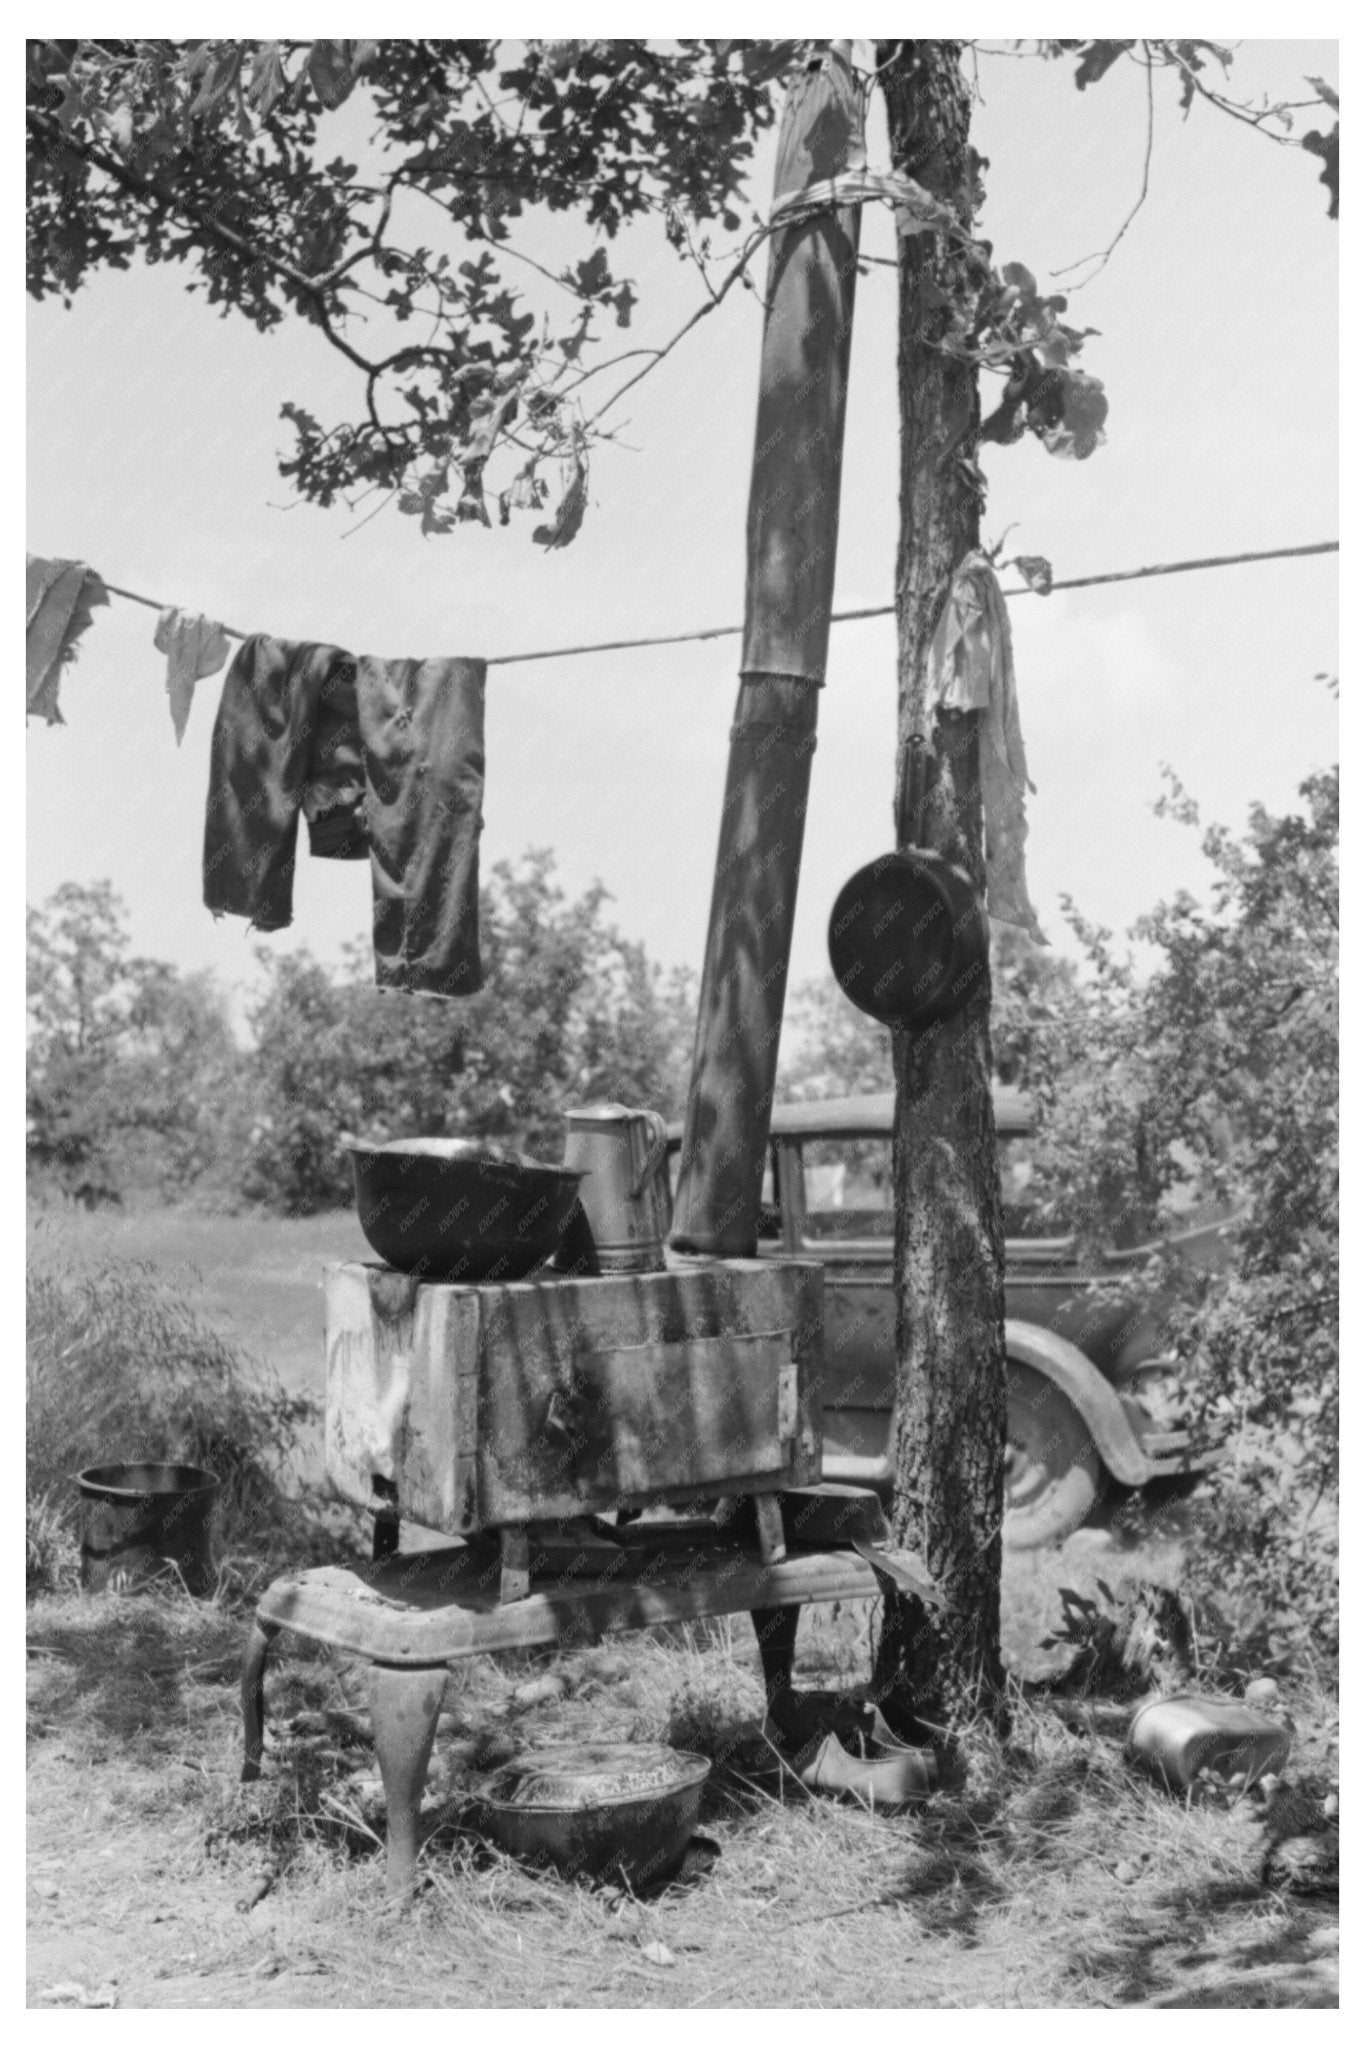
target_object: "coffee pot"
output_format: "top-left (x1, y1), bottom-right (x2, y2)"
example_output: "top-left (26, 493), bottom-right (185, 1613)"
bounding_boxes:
top-left (561, 1103), bottom-right (670, 1273)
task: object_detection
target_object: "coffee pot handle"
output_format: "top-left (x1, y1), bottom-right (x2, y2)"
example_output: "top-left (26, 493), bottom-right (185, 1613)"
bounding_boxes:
top-left (630, 1111), bottom-right (669, 1197)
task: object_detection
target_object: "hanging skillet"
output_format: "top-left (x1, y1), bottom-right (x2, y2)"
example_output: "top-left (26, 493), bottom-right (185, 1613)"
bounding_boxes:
top-left (827, 734), bottom-right (989, 1029)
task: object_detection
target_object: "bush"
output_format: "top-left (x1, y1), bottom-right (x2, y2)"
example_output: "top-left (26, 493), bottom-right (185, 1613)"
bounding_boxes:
top-left (1021, 762), bottom-right (1338, 1660)
top-left (26, 1259), bottom-right (317, 1588)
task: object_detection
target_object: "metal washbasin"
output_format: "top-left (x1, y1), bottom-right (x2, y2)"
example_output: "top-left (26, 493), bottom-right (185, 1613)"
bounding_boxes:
top-left (345, 1137), bottom-right (584, 1282)
top-left (471, 1743), bottom-right (711, 1886)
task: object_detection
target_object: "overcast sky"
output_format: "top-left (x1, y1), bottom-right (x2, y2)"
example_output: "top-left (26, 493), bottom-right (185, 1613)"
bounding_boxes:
top-left (27, 39), bottom-right (1338, 1021)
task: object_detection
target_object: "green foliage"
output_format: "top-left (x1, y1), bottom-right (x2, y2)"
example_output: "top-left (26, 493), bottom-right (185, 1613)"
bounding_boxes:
top-left (967, 264), bottom-right (1108, 460)
top-left (1137, 767), bottom-right (1338, 1651)
top-left (1301, 78), bottom-right (1339, 220)
top-left (1029, 759), bottom-right (1338, 1652)
top-left (26, 38), bottom-right (787, 539)
top-left (244, 849), bottom-right (698, 1212)
top-left (26, 880), bottom-right (243, 1204)
top-left (28, 39), bottom-right (1333, 541)
top-left (26, 1257), bottom-right (316, 1582)
top-left (779, 980), bottom-right (892, 1102)
top-left (987, 926), bottom-right (1080, 1089)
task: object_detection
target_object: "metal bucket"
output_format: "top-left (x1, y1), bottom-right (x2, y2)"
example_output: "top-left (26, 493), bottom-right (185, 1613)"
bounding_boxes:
top-left (76, 1462), bottom-right (221, 1597)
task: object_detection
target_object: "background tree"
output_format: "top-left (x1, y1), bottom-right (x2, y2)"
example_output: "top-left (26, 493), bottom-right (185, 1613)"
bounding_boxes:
top-left (27, 880), bottom-right (241, 1202)
top-left (244, 850), bottom-right (697, 1212)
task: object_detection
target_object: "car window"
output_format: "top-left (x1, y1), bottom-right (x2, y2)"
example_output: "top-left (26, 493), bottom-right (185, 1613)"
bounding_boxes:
top-left (793, 1129), bottom-right (1073, 1242)
top-left (799, 1137), bottom-right (893, 1240)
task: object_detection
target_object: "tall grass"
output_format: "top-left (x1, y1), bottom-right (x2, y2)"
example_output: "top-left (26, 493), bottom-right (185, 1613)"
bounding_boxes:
top-left (26, 1257), bottom-right (318, 1593)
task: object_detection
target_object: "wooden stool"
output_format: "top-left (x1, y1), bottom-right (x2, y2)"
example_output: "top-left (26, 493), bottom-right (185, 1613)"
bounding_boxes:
top-left (241, 1526), bottom-right (876, 1895)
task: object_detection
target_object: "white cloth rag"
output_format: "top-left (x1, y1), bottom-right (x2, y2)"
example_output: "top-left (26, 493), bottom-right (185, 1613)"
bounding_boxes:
top-left (927, 550), bottom-right (1046, 944)
top-left (154, 607), bottom-right (230, 744)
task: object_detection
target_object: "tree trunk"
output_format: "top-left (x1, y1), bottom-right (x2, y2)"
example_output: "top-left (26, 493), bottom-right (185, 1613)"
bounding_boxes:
top-left (871, 40), bottom-right (1008, 1745)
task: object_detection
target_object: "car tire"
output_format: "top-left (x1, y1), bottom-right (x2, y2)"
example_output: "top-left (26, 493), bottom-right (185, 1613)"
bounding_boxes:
top-left (1004, 1362), bottom-right (1104, 1549)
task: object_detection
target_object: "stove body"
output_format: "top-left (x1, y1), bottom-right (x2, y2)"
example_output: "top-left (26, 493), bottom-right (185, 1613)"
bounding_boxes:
top-left (325, 1258), bottom-right (824, 1535)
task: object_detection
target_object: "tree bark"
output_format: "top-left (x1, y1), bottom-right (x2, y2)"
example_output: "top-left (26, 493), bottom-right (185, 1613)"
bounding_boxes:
top-left (872, 41), bottom-right (1008, 1745)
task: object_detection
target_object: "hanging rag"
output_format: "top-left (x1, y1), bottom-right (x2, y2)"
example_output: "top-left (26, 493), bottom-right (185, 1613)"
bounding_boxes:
top-left (203, 635), bottom-right (485, 996)
top-left (927, 550), bottom-right (1046, 944)
top-left (26, 554), bottom-right (109, 725)
top-left (154, 608), bottom-right (230, 744)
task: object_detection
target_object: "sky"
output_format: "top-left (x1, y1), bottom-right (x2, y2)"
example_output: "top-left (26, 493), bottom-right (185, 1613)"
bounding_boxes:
top-left (26, 40), bottom-right (1338, 1028)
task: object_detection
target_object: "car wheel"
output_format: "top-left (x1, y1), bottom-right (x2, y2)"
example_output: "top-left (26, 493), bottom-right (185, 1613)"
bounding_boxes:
top-left (1004, 1362), bottom-right (1104, 1549)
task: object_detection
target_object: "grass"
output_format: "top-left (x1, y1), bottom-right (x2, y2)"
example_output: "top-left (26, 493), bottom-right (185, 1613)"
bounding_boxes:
top-left (25, 1201), bottom-right (371, 1427)
top-left (26, 1201), bottom-right (1339, 2008)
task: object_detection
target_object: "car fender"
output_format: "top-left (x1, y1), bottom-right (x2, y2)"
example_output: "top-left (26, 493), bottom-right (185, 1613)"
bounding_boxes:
top-left (1005, 1319), bottom-right (1154, 1488)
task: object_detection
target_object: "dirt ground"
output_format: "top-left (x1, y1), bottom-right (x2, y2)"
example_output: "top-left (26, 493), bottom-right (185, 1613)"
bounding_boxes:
top-left (27, 1207), bottom-right (1339, 2009)
top-left (26, 1545), bottom-right (1340, 2010)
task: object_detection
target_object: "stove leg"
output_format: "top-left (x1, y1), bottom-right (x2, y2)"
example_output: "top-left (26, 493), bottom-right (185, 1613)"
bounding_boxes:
top-left (241, 1620), bottom-right (280, 1782)
top-left (750, 1603), bottom-right (800, 1707)
top-left (367, 1662), bottom-right (445, 1898)
top-left (372, 1504), bottom-right (401, 1562)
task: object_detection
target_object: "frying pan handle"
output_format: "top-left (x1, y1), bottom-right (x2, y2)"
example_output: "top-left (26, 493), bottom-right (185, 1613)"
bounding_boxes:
top-left (895, 732), bottom-right (931, 845)
top-left (630, 1111), bottom-right (669, 1198)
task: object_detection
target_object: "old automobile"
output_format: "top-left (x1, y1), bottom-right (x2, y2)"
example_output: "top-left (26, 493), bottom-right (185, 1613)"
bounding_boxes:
top-left (667, 1089), bottom-right (1229, 1546)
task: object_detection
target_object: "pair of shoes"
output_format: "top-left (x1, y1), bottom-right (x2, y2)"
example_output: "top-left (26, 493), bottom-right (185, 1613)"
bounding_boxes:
top-left (795, 1731), bottom-right (938, 1809)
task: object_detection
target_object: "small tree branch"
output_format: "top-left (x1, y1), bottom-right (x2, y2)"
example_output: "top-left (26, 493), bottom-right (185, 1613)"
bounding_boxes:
top-left (1052, 43), bottom-right (1155, 287)
top-left (27, 106), bottom-right (379, 375)
top-left (582, 221), bottom-right (770, 427)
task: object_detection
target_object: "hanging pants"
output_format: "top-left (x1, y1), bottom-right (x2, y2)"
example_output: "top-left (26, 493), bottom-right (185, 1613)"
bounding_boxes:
top-left (203, 634), bottom-right (485, 997)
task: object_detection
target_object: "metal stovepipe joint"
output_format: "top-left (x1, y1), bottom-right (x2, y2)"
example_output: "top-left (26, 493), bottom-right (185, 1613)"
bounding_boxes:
top-left (670, 42), bottom-right (863, 1259)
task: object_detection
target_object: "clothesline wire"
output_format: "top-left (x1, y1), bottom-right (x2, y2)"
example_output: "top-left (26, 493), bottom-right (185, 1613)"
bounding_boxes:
top-left (96, 540), bottom-right (1339, 670)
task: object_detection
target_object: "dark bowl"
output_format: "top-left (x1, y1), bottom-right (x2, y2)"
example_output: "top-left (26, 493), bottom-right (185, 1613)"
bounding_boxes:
top-left (346, 1139), bottom-right (584, 1282)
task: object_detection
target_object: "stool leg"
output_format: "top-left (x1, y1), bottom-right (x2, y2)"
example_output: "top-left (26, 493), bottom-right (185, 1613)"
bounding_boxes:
top-left (367, 1663), bottom-right (445, 1898)
top-left (751, 1603), bottom-right (800, 1706)
top-left (241, 1620), bottom-right (279, 1782)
